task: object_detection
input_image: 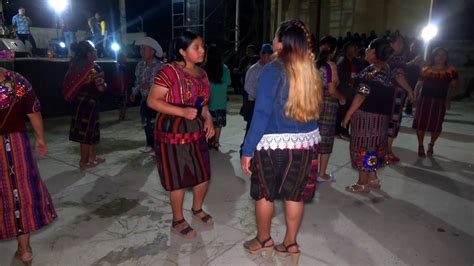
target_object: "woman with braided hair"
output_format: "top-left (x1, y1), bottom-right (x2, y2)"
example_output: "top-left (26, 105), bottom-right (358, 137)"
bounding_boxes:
top-left (241, 19), bottom-right (323, 263)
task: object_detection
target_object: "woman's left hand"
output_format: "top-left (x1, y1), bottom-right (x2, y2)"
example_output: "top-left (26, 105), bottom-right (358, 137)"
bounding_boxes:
top-left (204, 117), bottom-right (215, 139)
top-left (342, 115), bottom-right (351, 129)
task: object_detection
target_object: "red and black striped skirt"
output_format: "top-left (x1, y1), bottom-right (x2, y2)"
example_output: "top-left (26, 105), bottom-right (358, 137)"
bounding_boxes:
top-left (154, 114), bottom-right (210, 191)
top-left (412, 96), bottom-right (446, 133)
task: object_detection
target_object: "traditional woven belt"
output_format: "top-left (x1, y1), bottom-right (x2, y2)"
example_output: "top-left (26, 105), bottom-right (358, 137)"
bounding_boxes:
top-left (156, 131), bottom-right (205, 144)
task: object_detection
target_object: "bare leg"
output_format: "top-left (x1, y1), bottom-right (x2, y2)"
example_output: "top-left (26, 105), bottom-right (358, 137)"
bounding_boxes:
top-left (430, 132), bottom-right (441, 146)
top-left (281, 200), bottom-right (304, 252)
top-left (214, 127), bottom-right (222, 144)
top-left (247, 198), bottom-right (274, 250)
top-left (191, 181), bottom-right (213, 224)
top-left (16, 233), bottom-right (32, 262)
top-left (170, 188), bottom-right (196, 237)
top-left (319, 153), bottom-right (331, 179)
top-left (416, 130), bottom-right (425, 146)
top-left (79, 144), bottom-right (90, 166)
top-left (387, 137), bottom-right (394, 154)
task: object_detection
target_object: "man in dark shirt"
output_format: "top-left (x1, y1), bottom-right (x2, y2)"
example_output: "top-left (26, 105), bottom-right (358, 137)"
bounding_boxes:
top-left (233, 45), bottom-right (259, 101)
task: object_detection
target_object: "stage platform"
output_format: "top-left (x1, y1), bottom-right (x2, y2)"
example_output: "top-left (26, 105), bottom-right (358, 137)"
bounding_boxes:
top-left (0, 57), bottom-right (139, 118)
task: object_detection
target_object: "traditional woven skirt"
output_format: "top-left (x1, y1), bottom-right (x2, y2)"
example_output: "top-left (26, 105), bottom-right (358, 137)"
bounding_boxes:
top-left (0, 132), bottom-right (57, 239)
top-left (350, 110), bottom-right (389, 171)
top-left (412, 96), bottom-right (446, 133)
top-left (250, 130), bottom-right (320, 202)
top-left (319, 96), bottom-right (339, 154)
top-left (210, 109), bottom-right (227, 128)
top-left (154, 114), bottom-right (211, 191)
top-left (387, 87), bottom-right (406, 138)
top-left (69, 94), bottom-right (100, 144)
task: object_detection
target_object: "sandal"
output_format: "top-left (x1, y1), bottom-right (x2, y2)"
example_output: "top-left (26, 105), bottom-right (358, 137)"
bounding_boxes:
top-left (368, 178), bottom-right (381, 189)
top-left (274, 242), bottom-right (300, 264)
top-left (171, 219), bottom-right (196, 238)
top-left (427, 143), bottom-right (434, 157)
top-left (79, 161), bottom-right (98, 170)
top-left (90, 157), bottom-right (106, 165)
top-left (243, 236), bottom-right (274, 258)
top-left (316, 173), bottom-right (335, 183)
top-left (212, 142), bottom-right (220, 151)
top-left (345, 183), bottom-right (370, 193)
top-left (191, 208), bottom-right (214, 225)
top-left (15, 246), bottom-right (33, 264)
top-left (388, 153), bottom-right (400, 163)
top-left (418, 145), bottom-right (426, 157)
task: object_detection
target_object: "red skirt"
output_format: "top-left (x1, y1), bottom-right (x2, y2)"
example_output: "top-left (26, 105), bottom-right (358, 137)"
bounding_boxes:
top-left (0, 132), bottom-right (57, 239)
top-left (154, 114), bottom-right (210, 191)
top-left (412, 96), bottom-right (446, 133)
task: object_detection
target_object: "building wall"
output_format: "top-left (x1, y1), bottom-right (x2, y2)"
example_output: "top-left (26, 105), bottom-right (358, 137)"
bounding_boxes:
top-left (271, 0), bottom-right (431, 38)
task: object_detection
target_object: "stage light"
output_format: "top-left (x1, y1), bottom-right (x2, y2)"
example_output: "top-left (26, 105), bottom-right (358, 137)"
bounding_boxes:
top-left (111, 42), bottom-right (121, 52)
top-left (421, 24), bottom-right (438, 42)
top-left (48, 0), bottom-right (69, 14)
top-left (59, 42), bottom-right (66, 48)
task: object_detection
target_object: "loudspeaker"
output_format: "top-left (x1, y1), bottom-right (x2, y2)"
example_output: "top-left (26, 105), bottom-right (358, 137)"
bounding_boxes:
top-left (0, 38), bottom-right (30, 57)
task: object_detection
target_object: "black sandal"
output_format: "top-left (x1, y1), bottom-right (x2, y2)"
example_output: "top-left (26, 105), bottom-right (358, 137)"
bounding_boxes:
top-left (172, 219), bottom-right (196, 238)
top-left (275, 242), bottom-right (301, 264)
top-left (243, 236), bottom-right (274, 257)
top-left (191, 208), bottom-right (214, 224)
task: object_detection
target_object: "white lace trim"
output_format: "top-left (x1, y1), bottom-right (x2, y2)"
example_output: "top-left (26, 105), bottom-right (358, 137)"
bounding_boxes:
top-left (256, 129), bottom-right (321, 151)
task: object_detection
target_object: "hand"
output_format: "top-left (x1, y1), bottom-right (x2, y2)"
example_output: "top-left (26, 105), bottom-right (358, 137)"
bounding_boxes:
top-left (408, 91), bottom-right (416, 104)
top-left (241, 156), bottom-right (252, 175)
top-left (204, 117), bottom-right (215, 139)
top-left (129, 95), bottom-right (136, 103)
top-left (446, 101), bottom-right (451, 110)
top-left (35, 138), bottom-right (47, 157)
top-left (342, 115), bottom-right (351, 129)
top-left (182, 107), bottom-right (198, 120)
top-left (338, 97), bottom-right (347, 105)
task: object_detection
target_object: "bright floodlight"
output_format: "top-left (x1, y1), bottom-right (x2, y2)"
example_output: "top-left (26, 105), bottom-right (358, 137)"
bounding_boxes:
top-left (421, 24), bottom-right (438, 42)
top-left (59, 41), bottom-right (66, 48)
top-left (111, 42), bottom-right (121, 52)
top-left (48, 0), bottom-right (68, 14)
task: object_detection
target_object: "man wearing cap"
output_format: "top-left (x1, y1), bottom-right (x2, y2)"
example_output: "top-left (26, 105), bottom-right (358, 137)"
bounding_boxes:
top-left (130, 36), bottom-right (164, 153)
top-left (239, 43), bottom-right (273, 154)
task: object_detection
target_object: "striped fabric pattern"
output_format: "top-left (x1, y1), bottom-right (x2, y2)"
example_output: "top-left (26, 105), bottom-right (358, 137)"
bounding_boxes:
top-left (250, 146), bottom-right (319, 202)
top-left (69, 93), bottom-right (100, 144)
top-left (387, 86), bottom-right (406, 138)
top-left (319, 96), bottom-right (339, 154)
top-left (350, 110), bottom-right (389, 172)
top-left (412, 96), bottom-right (446, 133)
top-left (154, 114), bottom-right (210, 191)
top-left (0, 132), bottom-right (57, 239)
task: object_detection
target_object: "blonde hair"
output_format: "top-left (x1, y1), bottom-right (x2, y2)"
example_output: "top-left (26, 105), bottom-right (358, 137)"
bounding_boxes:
top-left (277, 20), bottom-right (322, 122)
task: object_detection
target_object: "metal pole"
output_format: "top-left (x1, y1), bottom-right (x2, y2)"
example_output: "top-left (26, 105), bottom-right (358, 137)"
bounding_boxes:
top-left (119, 0), bottom-right (127, 45)
top-left (235, 0), bottom-right (239, 52)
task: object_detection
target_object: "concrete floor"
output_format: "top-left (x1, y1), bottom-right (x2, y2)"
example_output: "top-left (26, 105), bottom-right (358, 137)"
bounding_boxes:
top-left (1, 96), bottom-right (473, 266)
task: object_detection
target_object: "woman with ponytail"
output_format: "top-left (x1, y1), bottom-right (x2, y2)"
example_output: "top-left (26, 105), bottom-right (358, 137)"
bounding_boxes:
top-left (241, 19), bottom-right (322, 263)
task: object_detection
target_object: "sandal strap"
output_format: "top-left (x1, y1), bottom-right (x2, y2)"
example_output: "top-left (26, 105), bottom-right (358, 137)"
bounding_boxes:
top-left (285, 242), bottom-right (299, 250)
top-left (172, 219), bottom-right (186, 227)
top-left (200, 214), bottom-right (212, 223)
top-left (257, 236), bottom-right (273, 248)
top-left (179, 226), bottom-right (194, 236)
top-left (191, 208), bottom-right (203, 215)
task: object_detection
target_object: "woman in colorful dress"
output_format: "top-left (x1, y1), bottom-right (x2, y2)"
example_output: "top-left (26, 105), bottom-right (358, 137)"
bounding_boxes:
top-left (0, 68), bottom-right (57, 263)
top-left (342, 38), bottom-right (396, 193)
top-left (147, 31), bottom-right (215, 238)
top-left (386, 34), bottom-right (415, 163)
top-left (63, 40), bottom-right (107, 169)
top-left (315, 35), bottom-right (344, 182)
top-left (203, 44), bottom-right (231, 150)
top-left (241, 19), bottom-right (322, 264)
top-left (412, 48), bottom-right (458, 157)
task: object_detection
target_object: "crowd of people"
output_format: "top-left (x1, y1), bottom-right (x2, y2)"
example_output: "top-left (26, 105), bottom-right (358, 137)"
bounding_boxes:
top-left (0, 17), bottom-right (459, 265)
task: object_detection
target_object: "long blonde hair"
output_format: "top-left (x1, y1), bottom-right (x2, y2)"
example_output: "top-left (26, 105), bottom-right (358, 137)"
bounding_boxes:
top-left (277, 20), bottom-right (322, 122)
